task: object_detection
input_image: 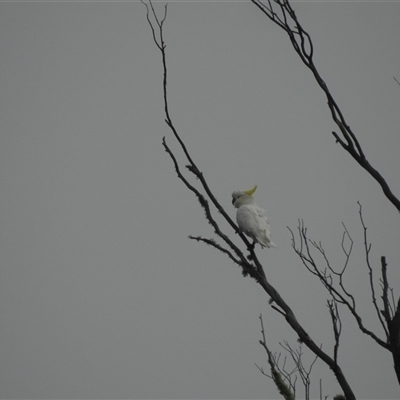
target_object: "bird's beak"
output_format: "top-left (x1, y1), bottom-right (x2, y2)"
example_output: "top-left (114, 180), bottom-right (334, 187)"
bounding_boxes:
top-left (232, 198), bottom-right (235, 205)
top-left (243, 185), bottom-right (257, 196)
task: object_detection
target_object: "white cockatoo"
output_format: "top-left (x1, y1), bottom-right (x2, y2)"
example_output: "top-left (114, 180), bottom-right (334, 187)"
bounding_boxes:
top-left (232, 185), bottom-right (276, 248)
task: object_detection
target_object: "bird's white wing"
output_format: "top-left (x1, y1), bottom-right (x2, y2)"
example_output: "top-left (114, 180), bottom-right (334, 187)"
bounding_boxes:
top-left (254, 206), bottom-right (272, 237)
top-left (236, 205), bottom-right (259, 236)
top-left (237, 205), bottom-right (276, 248)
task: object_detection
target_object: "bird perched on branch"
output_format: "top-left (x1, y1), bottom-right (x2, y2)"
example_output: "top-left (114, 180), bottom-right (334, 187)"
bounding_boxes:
top-left (232, 185), bottom-right (276, 249)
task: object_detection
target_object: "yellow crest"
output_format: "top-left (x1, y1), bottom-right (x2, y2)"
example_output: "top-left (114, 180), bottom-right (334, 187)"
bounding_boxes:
top-left (243, 184), bottom-right (257, 196)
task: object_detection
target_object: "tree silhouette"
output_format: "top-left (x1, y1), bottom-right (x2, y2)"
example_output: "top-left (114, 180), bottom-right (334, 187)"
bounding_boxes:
top-left (143, 1), bottom-right (400, 398)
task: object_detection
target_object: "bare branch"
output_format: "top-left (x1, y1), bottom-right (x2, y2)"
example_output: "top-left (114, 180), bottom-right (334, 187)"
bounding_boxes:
top-left (381, 256), bottom-right (392, 323)
top-left (258, 315), bottom-right (296, 400)
top-left (188, 235), bottom-right (252, 274)
top-left (280, 340), bottom-right (319, 400)
top-left (250, 0), bottom-right (400, 213)
top-left (289, 220), bottom-right (390, 351)
top-left (388, 295), bottom-right (400, 384)
top-left (327, 300), bottom-right (342, 365)
top-left (358, 202), bottom-right (389, 338)
top-left (162, 136), bottom-right (260, 280)
top-left (143, 0), bottom-right (264, 280)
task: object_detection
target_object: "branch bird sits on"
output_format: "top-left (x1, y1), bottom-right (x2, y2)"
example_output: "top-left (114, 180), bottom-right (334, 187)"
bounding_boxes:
top-left (232, 185), bottom-right (276, 249)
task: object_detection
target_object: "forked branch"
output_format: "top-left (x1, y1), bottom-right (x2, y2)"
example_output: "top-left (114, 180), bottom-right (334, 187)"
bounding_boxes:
top-left (289, 219), bottom-right (389, 350)
top-left (257, 315), bottom-right (321, 400)
top-left (250, 0), bottom-right (400, 212)
top-left (257, 315), bottom-right (296, 400)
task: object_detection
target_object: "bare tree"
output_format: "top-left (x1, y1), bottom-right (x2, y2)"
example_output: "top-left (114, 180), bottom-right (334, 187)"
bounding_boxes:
top-left (142, 0), bottom-right (399, 398)
top-left (251, 0), bottom-right (400, 387)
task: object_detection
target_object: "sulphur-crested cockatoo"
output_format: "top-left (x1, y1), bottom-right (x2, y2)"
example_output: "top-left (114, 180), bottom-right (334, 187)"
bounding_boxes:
top-left (232, 185), bottom-right (276, 248)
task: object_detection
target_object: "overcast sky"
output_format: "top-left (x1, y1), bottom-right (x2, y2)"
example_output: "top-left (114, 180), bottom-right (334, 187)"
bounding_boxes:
top-left (1, 1), bottom-right (400, 399)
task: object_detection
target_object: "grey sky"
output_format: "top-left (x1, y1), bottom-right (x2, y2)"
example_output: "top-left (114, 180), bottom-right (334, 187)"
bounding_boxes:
top-left (1, 1), bottom-right (399, 399)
